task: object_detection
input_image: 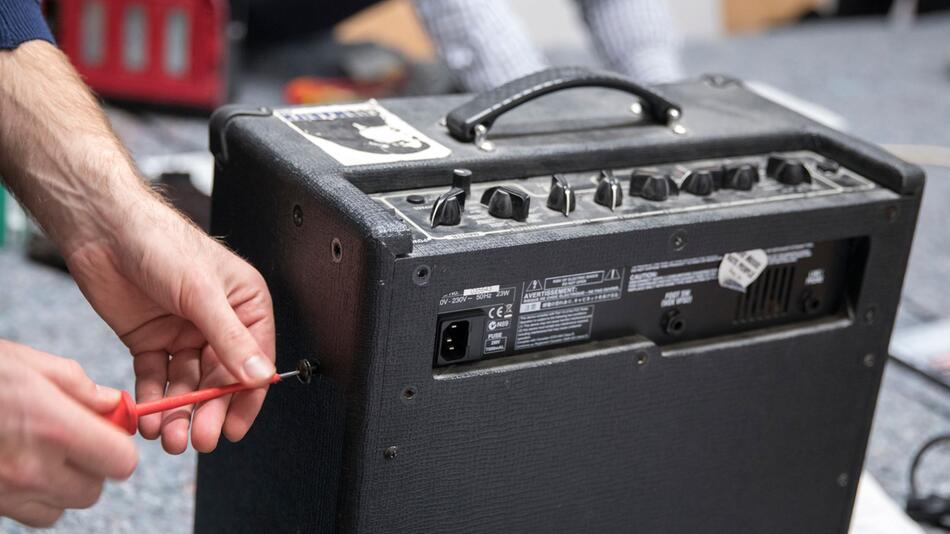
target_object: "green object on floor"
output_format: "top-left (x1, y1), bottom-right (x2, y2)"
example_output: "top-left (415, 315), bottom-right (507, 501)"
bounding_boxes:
top-left (0, 185), bottom-right (5, 248)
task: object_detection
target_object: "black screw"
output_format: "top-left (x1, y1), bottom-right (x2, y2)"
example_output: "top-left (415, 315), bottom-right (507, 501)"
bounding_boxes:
top-left (862, 354), bottom-right (876, 368)
top-left (331, 238), bottom-right (343, 263)
top-left (885, 205), bottom-right (899, 222)
top-left (670, 230), bottom-right (687, 251)
top-left (837, 473), bottom-right (849, 487)
top-left (864, 306), bottom-right (877, 325)
top-left (292, 205), bottom-right (303, 227)
top-left (636, 352), bottom-right (648, 366)
top-left (296, 358), bottom-right (317, 384)
top-left (413, 265), bottom-right (431, 286)
top-left (384, 446), bottom-right (398, 460)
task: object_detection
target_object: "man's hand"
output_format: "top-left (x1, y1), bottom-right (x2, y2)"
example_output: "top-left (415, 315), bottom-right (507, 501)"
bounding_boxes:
top-left (66, 201), bottom-right (276, 454)
top-left (0, 41), bottom-right (277, 454)
top-left (0, 341), bottom-right (138, 528)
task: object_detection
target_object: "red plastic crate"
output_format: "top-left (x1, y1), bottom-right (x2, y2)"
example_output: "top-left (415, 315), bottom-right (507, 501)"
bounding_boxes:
top-left (50, 0), bottom-right (230, 109)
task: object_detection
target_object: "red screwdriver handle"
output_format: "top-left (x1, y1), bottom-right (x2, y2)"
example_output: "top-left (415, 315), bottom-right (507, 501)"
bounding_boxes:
top-left (102, 374), bottom-right (282, 435)
top-left (104, 390), bottom-right (139, 435)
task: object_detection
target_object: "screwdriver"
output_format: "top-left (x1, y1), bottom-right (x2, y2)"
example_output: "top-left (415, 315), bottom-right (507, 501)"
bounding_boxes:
top-left (102, 359), bottom-right (315, 435)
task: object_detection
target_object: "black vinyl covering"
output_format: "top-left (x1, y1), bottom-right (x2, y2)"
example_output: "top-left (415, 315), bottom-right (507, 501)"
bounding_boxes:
top-left (196, 76), bottom-right (922, 533)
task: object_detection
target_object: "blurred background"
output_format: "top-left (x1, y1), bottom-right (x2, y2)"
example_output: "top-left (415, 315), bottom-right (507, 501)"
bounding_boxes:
top-left (1, 0), bottom-right (950, 532)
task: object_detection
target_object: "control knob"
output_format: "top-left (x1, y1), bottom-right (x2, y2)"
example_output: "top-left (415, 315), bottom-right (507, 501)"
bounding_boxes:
top-left (481, 186), bottom-right (531, 221)
top-left (594, 176), bottom-right (624, 210)
top-left (429, 187), bottom-right (466, 228)
top-left (546, 174), bottom-right (576, 216)
top-left (630, 171), bottom-right (678, 201)
top-left (682, 169), bottom-right (717, 196)
top-left (767, 155), bottom-right (812, 186)
top-left (719, 164), bottom-right (759, 191)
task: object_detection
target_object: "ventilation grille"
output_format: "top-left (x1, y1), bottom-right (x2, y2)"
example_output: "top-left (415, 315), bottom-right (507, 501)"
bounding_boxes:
top-left (734, 265), bottom-right (795, 323)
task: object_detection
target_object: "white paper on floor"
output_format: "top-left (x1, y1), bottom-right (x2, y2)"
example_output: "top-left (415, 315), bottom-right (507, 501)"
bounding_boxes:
top-left (138, 151), bottom-right (215, 196)
top-left (851, 473), bottom-right (923, 534)
top-left (890, 318), bottom-right (950, 388)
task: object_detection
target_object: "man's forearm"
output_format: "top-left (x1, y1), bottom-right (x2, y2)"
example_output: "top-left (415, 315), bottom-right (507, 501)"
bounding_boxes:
top-left (0, 40), bottom-right (154, 256)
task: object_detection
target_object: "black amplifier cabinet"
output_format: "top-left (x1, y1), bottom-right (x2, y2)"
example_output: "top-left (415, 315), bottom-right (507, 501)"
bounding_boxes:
top-left (196, 68), bottom-right (923, 533)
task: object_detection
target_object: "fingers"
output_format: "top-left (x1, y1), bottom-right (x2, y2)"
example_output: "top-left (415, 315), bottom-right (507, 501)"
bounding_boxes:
top-left (58, 395), bottom-right (138, 481)
top-left (190, 347), bottom-right (233, 453)
top-left (34, 463), bottom-right (104, 510)
top-left (46, 359), bottom-right (119, 413)
top-left (160, 350), bottom-right (201, 455)
top-left (222, 296), bottom-right (276, 442)
top-left (223, 387), bottom-right (268, 443)
top-left (4, 343), bottom-right (117, 412)
top-left (133, 351), bottom-right (169, 439)
top-left (3, 500), bottom-right (64, 529)
top-left (180, 278), bottom-right (274, 386)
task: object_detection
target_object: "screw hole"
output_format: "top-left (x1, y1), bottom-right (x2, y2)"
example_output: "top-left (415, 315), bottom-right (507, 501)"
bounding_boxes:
top-left (413, 265), bottom-right (431, 286)
top-left (636, 352), bottom-right (648, 366)
top-left (331, 238), bottom-right (343, 263)
top-left (885, 205), bottom-right (899, 222)
top-left (292, 205), bottom-right (303, 227)
top-left (402, 387), bottom-right (416, 400)
top-left (670, 230), bottom-right (688, 251)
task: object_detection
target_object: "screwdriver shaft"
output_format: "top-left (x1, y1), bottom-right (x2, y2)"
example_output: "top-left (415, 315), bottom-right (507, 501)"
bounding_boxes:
top-left (135, 371), bottom-right (296, 417)
top-left (101, 360), bottom-right (313, 435)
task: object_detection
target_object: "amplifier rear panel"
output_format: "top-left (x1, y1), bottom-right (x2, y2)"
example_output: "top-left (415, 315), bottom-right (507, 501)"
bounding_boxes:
top-left (433, 238), bottom-right (863, 367)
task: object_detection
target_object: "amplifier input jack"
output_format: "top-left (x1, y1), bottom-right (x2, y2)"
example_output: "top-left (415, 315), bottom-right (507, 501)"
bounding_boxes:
top-left (662, 309), bottom-right (687, 337)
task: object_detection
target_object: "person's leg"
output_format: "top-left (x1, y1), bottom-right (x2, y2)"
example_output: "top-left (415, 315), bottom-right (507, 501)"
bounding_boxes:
top-left (834, 0), bottom-right (893, 16)
top-left (577, 0), bottom-right (684, 84)
top-left (412, 0), bottom-right (548, 91)
top-left (243, 0), bottom-right (383, 46)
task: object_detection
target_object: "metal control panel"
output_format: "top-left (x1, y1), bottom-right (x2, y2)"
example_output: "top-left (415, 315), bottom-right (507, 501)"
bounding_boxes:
top-left (373, 151), bottom-right (876, 243)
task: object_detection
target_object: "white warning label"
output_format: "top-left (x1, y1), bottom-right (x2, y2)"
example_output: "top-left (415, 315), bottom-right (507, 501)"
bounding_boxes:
top-left (661, 289), bottom-right (693, 307)
top-left (767, 243), bottom-right (814, 265)
top-left (515, 305), bottom-right (594, 350)
top-left (520, 268), bottom-right (624, 313)
top-left (718, 249), bottom-right (768, 293)
top-left (628, 268), bottom-right (717, 292)
top-left (627, 243), bottom-right (815, 294)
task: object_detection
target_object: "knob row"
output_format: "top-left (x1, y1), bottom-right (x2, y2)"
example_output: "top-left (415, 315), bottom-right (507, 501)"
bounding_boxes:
top-left (429, 157), bottom-right (813, 226)
top-left (591, 163), bottom-right (764, 209)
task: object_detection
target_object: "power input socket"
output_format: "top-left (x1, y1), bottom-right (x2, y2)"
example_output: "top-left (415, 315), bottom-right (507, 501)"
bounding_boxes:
top-left (434, 310), bottom-right (486, 366)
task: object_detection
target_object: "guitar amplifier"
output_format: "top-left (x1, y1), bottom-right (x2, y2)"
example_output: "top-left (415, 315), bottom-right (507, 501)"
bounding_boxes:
top-left (196, 68), bottom-right (923, 533)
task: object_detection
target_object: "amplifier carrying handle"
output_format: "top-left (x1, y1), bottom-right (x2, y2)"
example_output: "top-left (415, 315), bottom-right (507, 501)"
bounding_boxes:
top-left (444, 66), bottom-right (685, 151)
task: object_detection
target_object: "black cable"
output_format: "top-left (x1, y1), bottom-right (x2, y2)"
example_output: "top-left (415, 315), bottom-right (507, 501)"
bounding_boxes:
top-left (906, 433), bottom-right (950, 530)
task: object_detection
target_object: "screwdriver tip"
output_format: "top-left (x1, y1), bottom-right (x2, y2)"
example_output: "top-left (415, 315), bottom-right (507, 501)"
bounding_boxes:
top-left (275, 359), bottom-right (317, 384)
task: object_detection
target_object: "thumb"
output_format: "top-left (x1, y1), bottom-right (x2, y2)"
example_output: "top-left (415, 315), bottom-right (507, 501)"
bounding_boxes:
top-left (11, 346), bottom-right (119, 413)
top-left (183, 283), bottom-right (274, 385)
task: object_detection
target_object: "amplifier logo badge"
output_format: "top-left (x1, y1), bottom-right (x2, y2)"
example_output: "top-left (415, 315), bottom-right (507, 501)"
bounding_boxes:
top-left (275, 101), bottom-right (451, 166)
